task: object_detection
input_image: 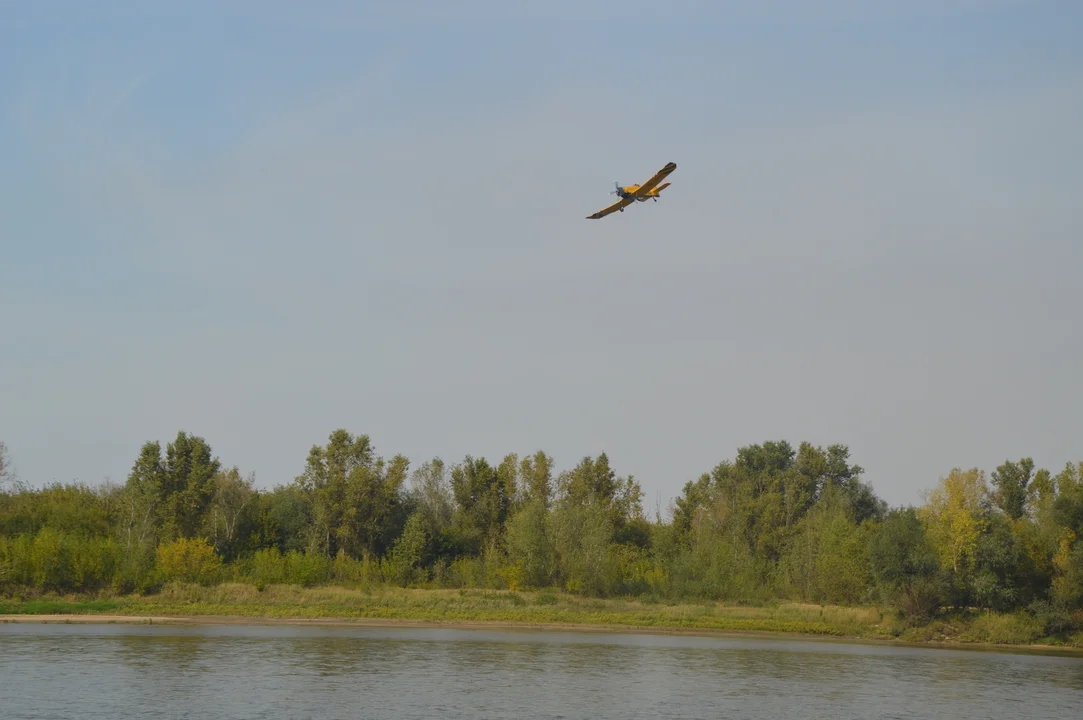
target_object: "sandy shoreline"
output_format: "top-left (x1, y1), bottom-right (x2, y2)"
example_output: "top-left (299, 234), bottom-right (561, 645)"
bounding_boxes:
top-left (4, 613), bottom-right (1083, 656)
top-left (0, 613), bottom-right (831, 644)
top-left (0, 613), bottom-right (796, 637)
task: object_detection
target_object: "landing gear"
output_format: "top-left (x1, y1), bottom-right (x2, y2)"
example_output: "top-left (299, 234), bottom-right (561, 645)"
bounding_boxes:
top-left (653, 198), bottom-right (657, 202)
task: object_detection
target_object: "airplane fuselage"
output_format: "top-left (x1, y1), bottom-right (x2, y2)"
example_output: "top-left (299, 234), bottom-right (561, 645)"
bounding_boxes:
top-left (614, 183), bottom-right (667, 201)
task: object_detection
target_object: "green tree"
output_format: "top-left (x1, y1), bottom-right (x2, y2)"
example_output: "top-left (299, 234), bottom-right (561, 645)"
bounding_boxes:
top-left (161, 432), bottom-right (222, 539)
top-left (556, 453), bottom-right (645, 543)
top-left (388, 511), bottom-right (427, 586)
top-left (786, 444), bottom-right (823, 527)
top-left (671, 473), bottom-right (712, 540)
top-left (255, 485), bottom-right (311, 554)
top-left (869, 507), bottom-right (947, 618)
top-left (1052, 462), bottom-right (1083, 535)
top-left (991, 457), bottom-right (1035, 521)
top-left (519, 451), bottom-right (555, 508)
top-left (411, 459), bottom-right (453, 533)
top-left (1051, 536), bottom-right (1083, 610)
top-left (666, 440), bottom-right (881, 597)
top-left (343, 452), bottom-right (410, 557)
top-left (670, 489), bottom-right (758, 601)
top-left (123, 432), bottom-right (221, 541)
top-left (122, 440), bottom-right (165, 547)
top-left (782, 484), bottom-right (870, 604)
top-left (206, 467), bottom-right (257, 560)
top-left (1028, 468), bottom-right (1056, 507)
top-left (295, 429), bottom-right (372, 556)
top-left (551, 500), bottom-right (616, 596)
top-left (496, 453), bottom-right (521, 513)
top-left (736, 440), bottom-right (796, 477)
top-left (450, 455), bottom-right (512, 552)
top-left (1050, 462), bottom-right (1083, 609)
top-left (505, 497), bottom-right (556, 587)
top-left (970, 510), bottom-right (1027, 611)
top-left (294, 430), bottom-right (409, 558)
top-left (409, 458), bottom-right (455, 561)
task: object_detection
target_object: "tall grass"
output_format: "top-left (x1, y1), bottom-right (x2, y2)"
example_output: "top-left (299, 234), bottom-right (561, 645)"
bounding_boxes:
top-left (1, 582), bottom-right (875, 636)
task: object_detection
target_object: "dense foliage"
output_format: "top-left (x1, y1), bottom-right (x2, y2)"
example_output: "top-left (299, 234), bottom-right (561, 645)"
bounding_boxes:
top-left (1, 432), bottom-right (1081, 636)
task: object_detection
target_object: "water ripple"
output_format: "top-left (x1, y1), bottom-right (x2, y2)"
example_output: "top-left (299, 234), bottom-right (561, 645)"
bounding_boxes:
top-left (1, 623), bottom-right (1081, 719)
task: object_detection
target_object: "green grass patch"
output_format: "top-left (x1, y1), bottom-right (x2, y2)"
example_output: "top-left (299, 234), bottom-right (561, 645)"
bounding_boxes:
top-left (0, 584), bottom-right (881, 638)
top-left (2, 583), bottom-right (1081, 650)
top-left (0, 598), bottom-right (126, 615)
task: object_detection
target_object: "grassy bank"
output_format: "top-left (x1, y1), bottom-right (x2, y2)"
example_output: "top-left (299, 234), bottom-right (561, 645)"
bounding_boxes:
top-left (3, 583), bottom-right (1082, 652)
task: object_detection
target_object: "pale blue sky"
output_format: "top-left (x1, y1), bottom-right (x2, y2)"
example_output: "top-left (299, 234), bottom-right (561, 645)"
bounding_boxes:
top-left (2, 1), bottom-right (1081, 512)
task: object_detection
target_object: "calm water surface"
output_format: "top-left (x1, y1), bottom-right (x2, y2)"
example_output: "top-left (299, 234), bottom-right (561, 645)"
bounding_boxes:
top-left (2, 622), bottom-right (1082, 719)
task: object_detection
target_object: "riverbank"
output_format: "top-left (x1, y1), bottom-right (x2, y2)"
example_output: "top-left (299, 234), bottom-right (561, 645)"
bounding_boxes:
top-left (2, 583), bottom-right (1081, 653)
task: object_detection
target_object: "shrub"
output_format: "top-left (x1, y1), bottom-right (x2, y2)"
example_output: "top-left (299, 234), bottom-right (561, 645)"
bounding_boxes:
top-left (156, 537), bottom-right (222, 585)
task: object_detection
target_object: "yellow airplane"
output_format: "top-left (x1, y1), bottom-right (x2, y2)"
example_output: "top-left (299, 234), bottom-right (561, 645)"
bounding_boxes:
top-left (586, 161), bottom-right (676, 219)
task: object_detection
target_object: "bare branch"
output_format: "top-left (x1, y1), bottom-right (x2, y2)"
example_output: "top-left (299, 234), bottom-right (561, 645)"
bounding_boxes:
top-left (0, 440), bottom-right (20, 491)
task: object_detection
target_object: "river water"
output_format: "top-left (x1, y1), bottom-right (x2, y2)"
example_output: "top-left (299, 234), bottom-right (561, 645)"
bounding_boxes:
top-left (1, 622), bottom-right (1081, 719)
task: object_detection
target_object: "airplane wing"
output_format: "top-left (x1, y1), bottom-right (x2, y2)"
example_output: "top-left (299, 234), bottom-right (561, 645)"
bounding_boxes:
top-left (631, 161), bottom-right (677, 197)
top-left (586, 195), bottom-right (634, 219)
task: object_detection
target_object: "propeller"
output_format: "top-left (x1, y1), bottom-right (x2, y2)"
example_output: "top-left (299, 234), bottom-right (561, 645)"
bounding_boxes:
top-left (610, 181), bottom-right (624, 197)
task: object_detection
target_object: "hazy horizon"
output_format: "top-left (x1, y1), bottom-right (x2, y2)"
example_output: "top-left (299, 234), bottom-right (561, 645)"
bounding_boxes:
top-left (2, 1), bottom-right (1081, 514)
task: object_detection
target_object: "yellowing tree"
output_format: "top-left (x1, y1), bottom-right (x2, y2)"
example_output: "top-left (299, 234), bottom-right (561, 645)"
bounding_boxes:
top-left (156, 537), bottom-right (222, 585)
top-left (1051, 529), bottom-right (1083, 608)
top-left (919, 468), bottom-right (988, 574)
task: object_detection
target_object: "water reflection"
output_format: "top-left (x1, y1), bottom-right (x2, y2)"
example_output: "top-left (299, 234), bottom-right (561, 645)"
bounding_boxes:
top-left (113, 631), bottom-right (211, 671)
top-left (1, 623), bottom-right (1081, 719)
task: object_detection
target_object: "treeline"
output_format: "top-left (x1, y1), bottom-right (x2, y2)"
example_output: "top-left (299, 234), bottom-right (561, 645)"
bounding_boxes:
top-left (1, 432), bottom-right (1081, 633)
